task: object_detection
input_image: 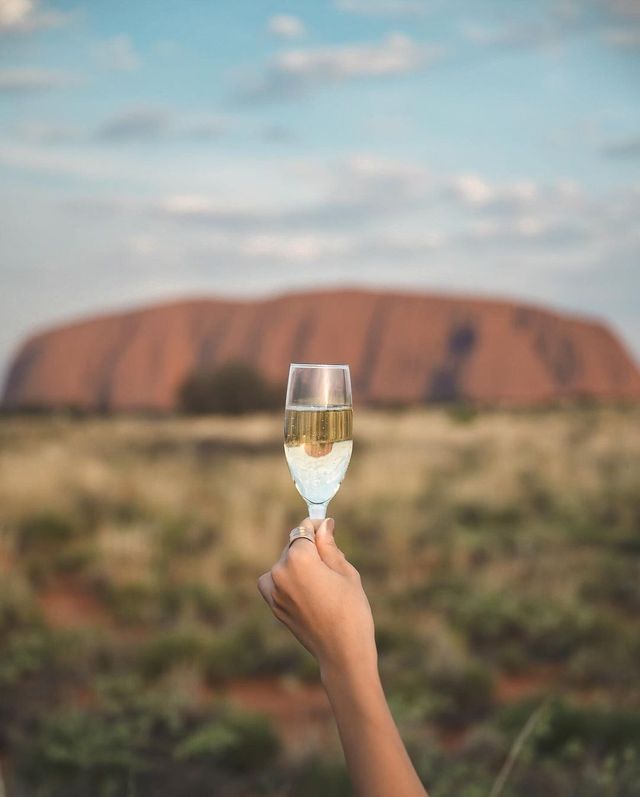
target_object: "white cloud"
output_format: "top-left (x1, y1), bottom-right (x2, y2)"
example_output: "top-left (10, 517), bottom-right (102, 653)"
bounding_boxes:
top-left (240, 233), bottom-right (348, 262)
top-left (157, 154), bottom-right (430, 230)
top-left (0, 67), bottom-right (78, 93)
top-left (462, 16), bottom-right (578, 51)
top-left (335, 0), bottom-right (429, 16)
top-left (449, 174), bottom-right (494, 205)
top-left (1, 151), bottom-right (638, 372)
top-left (603, 0), bottom-right (640, 20)
top-left (447, 174), bottom-right (539, 209)
top-left (601, 135), bottom-right (640, 158)
top-left (185, 116), bottom-right (228, 139)
top-left (129, 234), bottom-right (158, 257)
top-left (277, 33), bottom-right (426, 78)
top-left (330, 153), bottom-right (429, 206)
top-left (95, 34), bottom-right (141, 72)
top-left (235, 33), bottom-right (437, 102)
top-left (16, 121), bottom-right (83, 144)
top-left (94, 107), bottom-right (229, 143)
top-left (267, 14), bottom-right (305, 39)
top-left (0, 140), bottom-right (116, 178)
top-left (461, 1), bottom-right (640, 53)
top-left (602, 26), bottom-right (640, 48)
top-left (162, 195), bottom-right (223, 216)
top-left (96, 106), bottom-right (169, 141)
top-left (0, 0), bottom-right (69, 33)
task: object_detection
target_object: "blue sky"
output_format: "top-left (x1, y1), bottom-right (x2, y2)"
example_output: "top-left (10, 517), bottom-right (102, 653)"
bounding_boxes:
top-left (1, 0), bottom-right (639, 378)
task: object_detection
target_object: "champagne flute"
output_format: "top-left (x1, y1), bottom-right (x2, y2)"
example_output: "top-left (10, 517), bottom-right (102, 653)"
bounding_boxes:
top-left (284, 364), bottom-right (353, 520)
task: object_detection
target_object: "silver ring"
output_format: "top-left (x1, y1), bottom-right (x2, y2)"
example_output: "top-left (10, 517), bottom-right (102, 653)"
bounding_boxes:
top-left (289, 526), bottom-right (316, 547)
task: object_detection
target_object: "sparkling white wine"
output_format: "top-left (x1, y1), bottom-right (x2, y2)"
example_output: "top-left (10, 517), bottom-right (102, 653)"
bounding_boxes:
top-left (284, 406), bottom-right (353, 508)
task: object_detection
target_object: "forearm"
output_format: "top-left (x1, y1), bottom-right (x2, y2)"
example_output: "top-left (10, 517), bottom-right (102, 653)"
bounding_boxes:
top-left (321, 659), bottom-right (428, 797)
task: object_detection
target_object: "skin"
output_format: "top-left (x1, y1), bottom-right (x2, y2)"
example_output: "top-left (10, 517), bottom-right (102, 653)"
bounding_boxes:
top-left (258, 517), bottom-right (429, 797)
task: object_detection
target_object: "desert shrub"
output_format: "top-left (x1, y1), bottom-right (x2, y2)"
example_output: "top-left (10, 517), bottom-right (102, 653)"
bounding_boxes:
top-left (2, 408), bottom-right (640, 797)
top-left (174, 707), bottom-right (279, 772)
top-left (567, 631), bottom-right (640, 687)
top-left (376, 623), bottom-right (425, 660)
top-left (16, 705), bottom-right (142, 796)
top-left (138, 629), bottom-right (211, 679)
top-left (16, 511), bottom-right (96, 583)
top-left (98, 578), bottom-right (226, 627)
top-left (137, 617), bottom-right (313, 684)
top-left (580, 556), bottom-right (640, 613)
top-left (453, 500), bottom-right (523, 529)
top-left (342, 534), bottom-right (391, 580)
top-left (98, 581), bottom-right (167, 626)
top-left (449, 592), bottom-right (607, 665)
top-left (158, 516), bottom-right (219, 559)
top-left (289, 756), bottom-right (352, 797)
top-left (17, 511), bottom-right (78, 550)
top-left (385, 655), bottom-right (494, 728)
top-left (0, 628), bottom-right (63, 688)
top-left (0, 584), bottom-right (41, 635)
top-left (205, 617), bottom-right (315, 683)
top-left (184, 582), bottom-right (226, 623)
top-left (447, 404), bottom-right (478, 424)
top-left (406, 739), bottom-right (494, 797)
top-left (377, 617), bottom-right (494, 727)
top-left (427, 661), bottom-right (495, 727)
top-left (178, 361), bottom-right (280, 415)
top-left (14, 678), bottom-right (279, 797)
top-left (518, 469), bottom-right (558, 518)
top-left (156, 582), bottom-right (227, 625)
top-left (397, 580), bottom-right (469, 619)
top-left (498, 699), bottom-right (640, 759)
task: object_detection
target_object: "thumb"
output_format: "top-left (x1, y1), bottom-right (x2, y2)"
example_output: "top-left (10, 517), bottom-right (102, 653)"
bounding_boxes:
top-left (315, 518), bottom-right (350, 574)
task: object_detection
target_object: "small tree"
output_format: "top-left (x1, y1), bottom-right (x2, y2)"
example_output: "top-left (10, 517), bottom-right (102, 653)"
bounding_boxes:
top-left (178, 361), bottom-right (279, 415)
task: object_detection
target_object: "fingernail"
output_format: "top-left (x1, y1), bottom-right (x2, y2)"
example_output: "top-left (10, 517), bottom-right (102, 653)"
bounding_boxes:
top-left (326, 517), bottom-right (335, 534)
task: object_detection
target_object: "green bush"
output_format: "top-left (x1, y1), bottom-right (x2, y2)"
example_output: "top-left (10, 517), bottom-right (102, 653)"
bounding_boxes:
top-left (449, 592), bottom-right (607, 665)
top-left (14, 679), bottom-right (279, 797)
top-left (205, 617), bottom-right (314, 683)
top-left (0, 585), bottom-right (41, 636)
top-left (0, 628), bottom-right (62, 687)
top-left (498, 699), bottom-right (640, 759)
top-left (178, 361), bottom-right (280, 415)
top-left (567, 631), bottom-right (640, 688)
top-left (17, 511), bottom-right (78, 549)
top-left (174, 707), bottom-right (279, 772)
top-left (16, 511), bottom-right (95, 583)
top-left (289, 757), bottom-right (353, 797)
top-left (138, 630), bottom-right (211, 679)
top-left (16, 707), bottom-right (141, 797)
top-left (580, 557), bottom-right (640, 613)
top-left (427, 661), bottom-right (495, 727)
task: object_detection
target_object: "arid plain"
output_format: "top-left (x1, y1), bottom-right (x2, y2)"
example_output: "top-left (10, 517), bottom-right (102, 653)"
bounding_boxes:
top-left (1, 407), bottom-right (640, 796)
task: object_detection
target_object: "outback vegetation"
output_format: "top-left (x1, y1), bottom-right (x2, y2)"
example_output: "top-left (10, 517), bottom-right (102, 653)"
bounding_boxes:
top-left (0, 406), bottom-right (639, 796)
top-left (178, 362), bottom-right (282, 415)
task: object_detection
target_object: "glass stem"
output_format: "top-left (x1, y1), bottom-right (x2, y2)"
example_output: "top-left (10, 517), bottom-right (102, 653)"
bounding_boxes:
top-left (307, 501), bottom-right (328, 520)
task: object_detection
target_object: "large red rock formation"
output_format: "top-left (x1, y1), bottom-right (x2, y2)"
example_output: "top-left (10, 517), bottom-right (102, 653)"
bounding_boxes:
top-left (3, 289), bottom-right (640, 410)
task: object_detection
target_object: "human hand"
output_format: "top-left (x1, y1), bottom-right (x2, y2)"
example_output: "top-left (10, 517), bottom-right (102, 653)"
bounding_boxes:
top-left (257, 518), bottom-right (377, 681)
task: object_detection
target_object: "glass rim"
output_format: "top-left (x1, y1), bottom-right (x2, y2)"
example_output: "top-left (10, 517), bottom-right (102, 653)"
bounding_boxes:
top-left (289, 363), bottom-right (350, 369)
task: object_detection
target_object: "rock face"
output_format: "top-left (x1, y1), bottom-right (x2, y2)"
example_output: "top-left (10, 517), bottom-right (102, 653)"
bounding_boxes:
top-left (3, 289), bottom-right (640, 410)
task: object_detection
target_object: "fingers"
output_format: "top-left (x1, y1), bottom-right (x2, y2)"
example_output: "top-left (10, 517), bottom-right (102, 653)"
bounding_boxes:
top-left (264, 518), bottom-right (337, 610)
top-left (286, 517), bottom-right (321, 561)
top-left (257, 571), bottom-right (275, 608)
top-left (315, 517), bottom-right (352, 575)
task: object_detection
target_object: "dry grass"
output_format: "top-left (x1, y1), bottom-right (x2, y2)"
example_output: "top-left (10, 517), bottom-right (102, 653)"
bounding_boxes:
top-left (1, 406), bottom-right (640, 797)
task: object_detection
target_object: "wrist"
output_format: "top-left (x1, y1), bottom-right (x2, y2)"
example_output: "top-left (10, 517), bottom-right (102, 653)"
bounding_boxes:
top-left (319, 647), bottom-right (380, 693)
